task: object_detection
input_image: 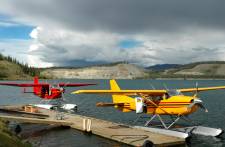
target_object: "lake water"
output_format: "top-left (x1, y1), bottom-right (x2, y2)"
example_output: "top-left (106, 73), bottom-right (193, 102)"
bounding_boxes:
top-left (1, 79), bottom-right (225, 147)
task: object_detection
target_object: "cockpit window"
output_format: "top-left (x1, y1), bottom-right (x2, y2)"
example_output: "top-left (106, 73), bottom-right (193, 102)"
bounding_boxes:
top-left (167, 90), bottom-right (182, 96)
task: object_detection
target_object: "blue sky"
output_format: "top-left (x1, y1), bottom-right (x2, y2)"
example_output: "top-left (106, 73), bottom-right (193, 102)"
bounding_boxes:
top-left (119, 40), bottom-right (142, 49)
top-left (0, 14), bottom-right (33, 40)
top-left (0, 14), bottom-right (33, 64)
top-left (0, 25), bottom-right (33, 40)
top-left (0, 25), bottom-right (33, 39)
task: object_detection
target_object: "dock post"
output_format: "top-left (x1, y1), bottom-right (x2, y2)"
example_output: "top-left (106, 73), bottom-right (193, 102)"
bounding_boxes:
top-left (83, 118), bottom-right (87, 131)
top-left (83, 118), bottom-right (92, 133)
top-left (87, 119), bottom-right (92, 133)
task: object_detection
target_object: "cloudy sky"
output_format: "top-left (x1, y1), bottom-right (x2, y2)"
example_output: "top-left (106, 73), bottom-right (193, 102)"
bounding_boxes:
top-left (0, 0), bottom-right (225, 67)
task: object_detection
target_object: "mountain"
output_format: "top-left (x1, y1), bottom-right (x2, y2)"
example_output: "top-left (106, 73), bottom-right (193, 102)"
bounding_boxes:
top-left (1, 53), bottom-right (225, 80)
top-left (168, 61), bottom-right (225, 76)
top-left (148, 61), bottom-right (225, 79)
top-left (41, 63), bottom-right (148, 79)
top-left (42, 62), bottom-right (225, 79)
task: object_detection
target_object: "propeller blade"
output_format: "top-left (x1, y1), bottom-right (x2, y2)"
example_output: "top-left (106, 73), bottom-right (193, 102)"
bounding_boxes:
top-left (198, 103), bottom-right (208, 112)
top-left (194, 82), bottom-right (199, 97)
top-left (49, 85), bottom-right (51, 96)
top-left (60, 87), bottom-right (66, 102)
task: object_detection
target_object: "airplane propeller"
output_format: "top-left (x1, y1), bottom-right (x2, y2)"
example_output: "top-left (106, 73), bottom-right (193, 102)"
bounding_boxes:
top-left (57, 83), bottom-right (68, 102)
top-left (186, 82), bottom-right (208, 112)
top-left (49, 84), bottom-right (51, 96)
top-left (194, 82), bottom-right (199, 97)
top-left (198, 103), bottom-right (208, 113)
top-left (60, 87), bottom-right (66, 102)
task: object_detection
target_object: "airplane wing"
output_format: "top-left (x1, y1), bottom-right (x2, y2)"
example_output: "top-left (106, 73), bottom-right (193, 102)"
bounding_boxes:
top-left (72, 89), bottom-right (167, 96)
top-left (0, 83), bottom-right (49, 87)
top-left (58, 83), bottom-right (96, 87)
top-left (178, 86), bottom-right (225, 93)
top-left (73, 86), bottom-right (225, 96)
top-left (0, 83), bottom-right (96, 87)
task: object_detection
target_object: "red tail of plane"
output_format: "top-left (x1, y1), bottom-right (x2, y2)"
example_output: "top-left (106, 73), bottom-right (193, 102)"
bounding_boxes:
top-left (33, 76), bottom-right (41, 94)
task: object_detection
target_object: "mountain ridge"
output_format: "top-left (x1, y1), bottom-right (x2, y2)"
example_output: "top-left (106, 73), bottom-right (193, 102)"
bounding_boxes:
top-left (41, 63), bottom-right (148, 79)
top-left (1, 53), bottom-right (225, 79)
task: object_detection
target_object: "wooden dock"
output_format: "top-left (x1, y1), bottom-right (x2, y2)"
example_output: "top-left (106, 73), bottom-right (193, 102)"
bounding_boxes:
top-left (0, 105), bottom-right (186, 146)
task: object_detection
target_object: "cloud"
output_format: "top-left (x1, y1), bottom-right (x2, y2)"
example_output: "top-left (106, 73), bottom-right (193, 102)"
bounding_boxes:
top-left (0, 21), bottom-right (19, 27)
top-left (0, 0), bottom-right (225, 67)
top-left (27, 26), bottom-right (162, 67)
top-left (0, 39), bottom-right (32, 64)
top-left (1, 0), bottom-right (225, 33)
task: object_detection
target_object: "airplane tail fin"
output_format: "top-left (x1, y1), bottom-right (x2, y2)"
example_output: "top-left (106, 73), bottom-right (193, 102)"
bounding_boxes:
top-left (33, 76), bottom-right (40, 94)
top-left (110, 80), bottom-right (134, 112)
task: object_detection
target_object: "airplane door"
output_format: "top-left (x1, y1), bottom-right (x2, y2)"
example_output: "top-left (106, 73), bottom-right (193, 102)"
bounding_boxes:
top-left (135, 97), bottom-right (144, 113)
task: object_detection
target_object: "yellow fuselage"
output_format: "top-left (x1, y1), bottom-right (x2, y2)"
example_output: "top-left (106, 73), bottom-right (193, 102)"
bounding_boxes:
top-left (120, 95), bottom-right (199, 116)
top-left (145, 95), bottom-right (198, 115)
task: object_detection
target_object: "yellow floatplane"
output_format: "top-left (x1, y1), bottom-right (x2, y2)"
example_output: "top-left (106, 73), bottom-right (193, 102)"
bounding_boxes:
top-left (72, 80), bottom-right (225, 138)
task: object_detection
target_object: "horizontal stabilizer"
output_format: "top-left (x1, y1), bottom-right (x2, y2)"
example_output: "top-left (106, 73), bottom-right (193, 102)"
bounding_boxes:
top-left (96, 102), bottom-right (125, 107)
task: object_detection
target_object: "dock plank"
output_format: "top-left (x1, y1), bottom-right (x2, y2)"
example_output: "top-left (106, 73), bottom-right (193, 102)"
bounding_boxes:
top-left (0, 106), bottom-right (186, 146)
top-left (67, 114), bottom-right (185, 146)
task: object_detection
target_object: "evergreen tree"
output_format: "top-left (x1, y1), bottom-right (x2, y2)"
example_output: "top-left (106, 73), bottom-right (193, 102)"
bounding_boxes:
top-left (0, 54), bottom-right (40, 77)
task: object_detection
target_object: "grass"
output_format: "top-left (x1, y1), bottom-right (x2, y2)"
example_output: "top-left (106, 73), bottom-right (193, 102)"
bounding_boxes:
top-left (0, 60), bottom-right (32, 80)
top-left (0, 119), bottom-right (31, 147)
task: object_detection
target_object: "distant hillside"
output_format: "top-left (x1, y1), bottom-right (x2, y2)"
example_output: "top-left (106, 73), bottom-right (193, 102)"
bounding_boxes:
top-left (2, 53), bottom-right (225, 80)
top-left (147, 61), bottom-right (225, 79)
top-left (41, 63), bottom-right (148, 79)
top-left (38, 61), bottom-right (225, 79)
top-left (169, 61), bottom-right (225, 76)
top-left (0, 54), bottom-right (40, 80)
top-left (146, 64), bottom-right (181, 71)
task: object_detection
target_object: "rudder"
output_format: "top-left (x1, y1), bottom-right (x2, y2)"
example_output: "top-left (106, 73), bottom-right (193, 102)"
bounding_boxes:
top-left (110, 79), bottom-right (120, 90)
top-left (110, 79), bottom-right (121, 103)
top-left (110, 79), bottom-right (135, 112)
top-left (33, 76), bottom-right (40, 94)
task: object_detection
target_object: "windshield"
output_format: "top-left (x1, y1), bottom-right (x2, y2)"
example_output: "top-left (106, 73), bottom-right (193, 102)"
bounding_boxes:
top-left (167, 89), bottom-right (182, 96)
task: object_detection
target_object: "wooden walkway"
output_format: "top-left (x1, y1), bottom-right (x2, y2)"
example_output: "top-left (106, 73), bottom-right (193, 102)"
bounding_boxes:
top-left (0, 105), bottom-right (186, 146)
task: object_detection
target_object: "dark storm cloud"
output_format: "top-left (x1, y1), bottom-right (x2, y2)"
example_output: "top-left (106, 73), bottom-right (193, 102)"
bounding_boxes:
top-left (192, 47), bottom-right (220, 53)
top-left (52, 60), bottom-right (106, 67)
top-left (1, 0), bottom-right (225, 67)
top-left (2, 0), bottom-right (225, 34)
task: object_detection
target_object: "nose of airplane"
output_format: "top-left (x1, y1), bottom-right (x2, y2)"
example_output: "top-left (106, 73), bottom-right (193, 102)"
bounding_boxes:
top-left (189, 98), bottom-right (208, 112)
top-left (193, 98), bottom-right (203, 103)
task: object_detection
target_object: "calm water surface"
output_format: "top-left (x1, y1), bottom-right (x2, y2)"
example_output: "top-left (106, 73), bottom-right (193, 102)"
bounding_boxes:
top-left (1, 79), bottom-right (225, 147)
